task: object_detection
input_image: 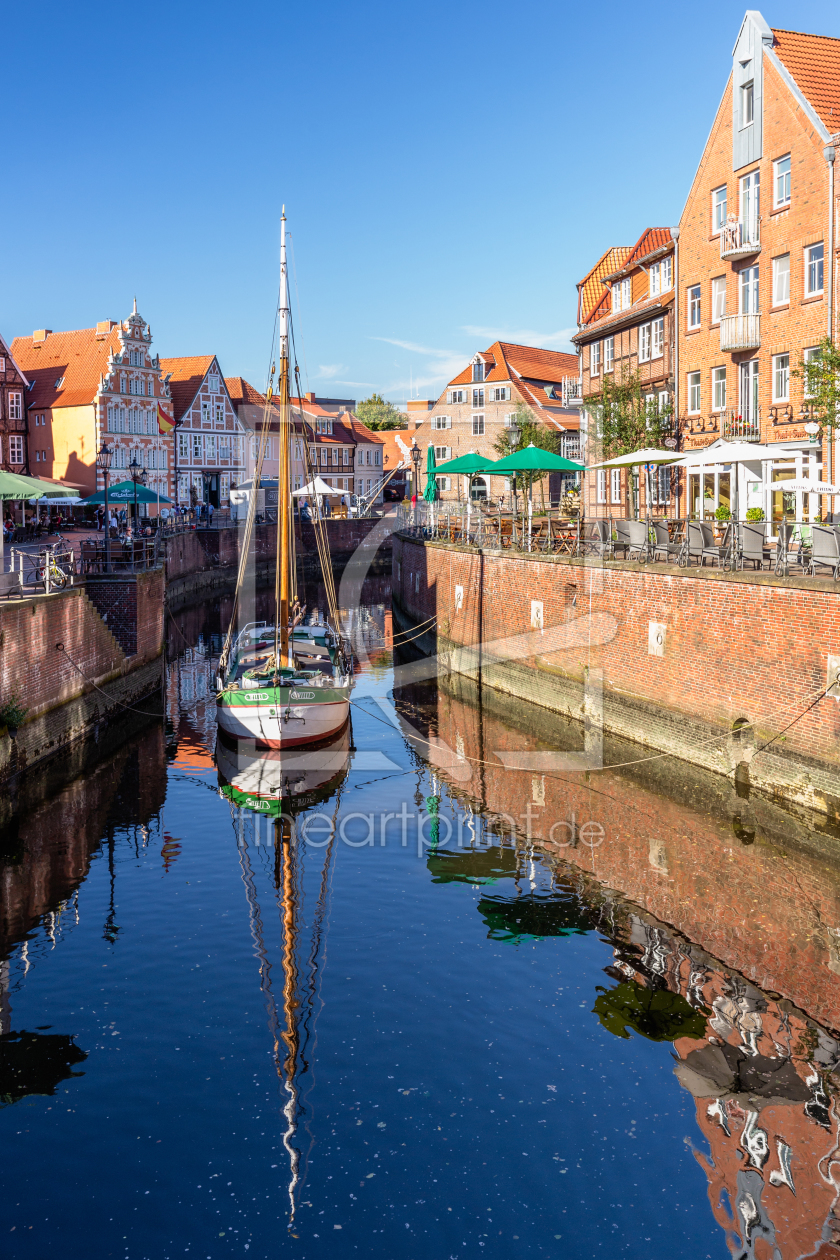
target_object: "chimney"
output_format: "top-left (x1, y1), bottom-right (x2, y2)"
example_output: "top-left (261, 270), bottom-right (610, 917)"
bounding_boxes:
top-left (33, 329), bottom-right (52, 343)
top-left (96, 320), bottom-right (118, 337)
top-left (305, 391), bottom-right (316, 403)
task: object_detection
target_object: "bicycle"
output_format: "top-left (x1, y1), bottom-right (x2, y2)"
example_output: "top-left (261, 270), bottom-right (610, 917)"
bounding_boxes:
top-left (37, 535), bottom-right (73, 590)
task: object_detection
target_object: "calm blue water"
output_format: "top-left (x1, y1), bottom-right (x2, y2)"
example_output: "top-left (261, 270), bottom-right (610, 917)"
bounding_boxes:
top-left (0, 589), bottom-right (816, 1259)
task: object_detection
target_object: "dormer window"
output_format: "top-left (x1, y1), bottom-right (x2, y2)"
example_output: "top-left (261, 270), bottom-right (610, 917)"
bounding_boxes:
top-left (472, 360), bottom-right (484, 383)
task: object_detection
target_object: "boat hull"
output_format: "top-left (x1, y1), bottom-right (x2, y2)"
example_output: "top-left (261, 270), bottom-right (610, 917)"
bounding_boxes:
top-left (216, 690), bottom-right (350, 748)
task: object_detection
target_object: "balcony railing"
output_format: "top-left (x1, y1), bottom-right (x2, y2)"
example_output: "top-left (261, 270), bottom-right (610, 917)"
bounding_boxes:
top-left (561, 435), bottom-right (581, 461)
top-left (722, 409), bottom-right (761, 441)
top-left (720, 312), bottom-right (760, 351)
top-left (720, 217), bottom-right (761, 259)
top-left (561, 376), bottom-right (583, 407)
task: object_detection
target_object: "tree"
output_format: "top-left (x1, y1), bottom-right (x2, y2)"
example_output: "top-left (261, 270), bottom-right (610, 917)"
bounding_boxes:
top-left (584, 370), bottom-right (669, 461)
top-left (491, 401), bottom-right (559, 485)
top-left (793, 338), bottom-right (840, 434)
top-left (356, 393), bottom-right (407, 431)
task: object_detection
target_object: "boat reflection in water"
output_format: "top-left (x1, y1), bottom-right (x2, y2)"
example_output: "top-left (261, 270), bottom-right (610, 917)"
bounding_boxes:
top-left (216, 722), bottom-right (350, 1230)
top-left (402, 668), bottom-right (840, 1260)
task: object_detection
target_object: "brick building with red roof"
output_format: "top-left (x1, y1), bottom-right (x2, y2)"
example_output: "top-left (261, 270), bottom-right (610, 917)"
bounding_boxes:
top-left (0, 332), bottom-right (31, 475)
top-left (677, 10), bottom-right (840, 528)
top-left (408, 341), bottom-right (581, 504)
top-left (12, 303), bottom-right (173, 501)
top-left (573, 227), bottom-right (678, 518)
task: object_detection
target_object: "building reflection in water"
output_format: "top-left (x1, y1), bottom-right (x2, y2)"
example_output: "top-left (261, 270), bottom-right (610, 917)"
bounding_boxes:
top-left (402, 667), bottom-right (840, 1260)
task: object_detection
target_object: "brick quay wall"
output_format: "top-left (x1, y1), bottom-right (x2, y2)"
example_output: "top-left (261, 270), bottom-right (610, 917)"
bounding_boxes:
top-left (392, 534), bottom-right (840, 816)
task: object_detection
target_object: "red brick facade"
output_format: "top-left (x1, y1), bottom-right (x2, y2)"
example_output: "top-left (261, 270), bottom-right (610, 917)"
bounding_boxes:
top-left (678, 17), bottom-right (839, 525)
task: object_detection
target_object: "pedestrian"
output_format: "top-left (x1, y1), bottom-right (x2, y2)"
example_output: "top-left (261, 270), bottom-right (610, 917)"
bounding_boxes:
top-left (207, 502), bottom-right (214, 524)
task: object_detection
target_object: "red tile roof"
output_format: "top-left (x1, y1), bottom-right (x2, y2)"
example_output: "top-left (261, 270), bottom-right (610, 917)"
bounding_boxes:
top-left (377, 429), bottom-right (413, 471)
top-left (158, 356), bottom-right (217, 421)
top-left (619, 227), bottom-right (674, 271)
top-left (447, 341), bottom-right (577, 389)
top-left (225, 376), bottom-right (265, 408)
top-left (772, 27), bottom-right (840, 131)
top-left (11, 325), bottom-right (123, 410)
top-left (577, 247), bottom-right (632, 323)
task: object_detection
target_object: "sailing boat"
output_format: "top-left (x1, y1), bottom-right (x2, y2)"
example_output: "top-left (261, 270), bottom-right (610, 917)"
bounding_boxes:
top-left (216, 211), bottom-right (353, 747)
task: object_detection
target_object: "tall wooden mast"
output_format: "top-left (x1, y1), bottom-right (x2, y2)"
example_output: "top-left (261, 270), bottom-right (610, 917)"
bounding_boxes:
top-left (275, 209), bottom-right (293, 670)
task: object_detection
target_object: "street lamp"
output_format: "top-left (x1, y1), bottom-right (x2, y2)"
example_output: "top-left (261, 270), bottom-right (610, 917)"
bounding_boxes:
top-left (411, 440), bottom-right (421, 491)
top-left (129, 453), bottom-right (145, 533)
top-left (506, 424), bottom-right (521, 512)
top-left (96, 443), bottom-right (113, 573)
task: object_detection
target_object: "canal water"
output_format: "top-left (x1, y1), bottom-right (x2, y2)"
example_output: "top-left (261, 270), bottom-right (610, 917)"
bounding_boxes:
top-left (3, 579), bottom-right (840, 1259)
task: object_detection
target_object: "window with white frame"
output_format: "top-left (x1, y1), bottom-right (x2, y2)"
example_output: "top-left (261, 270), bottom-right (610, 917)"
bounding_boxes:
top-left (208, 373), bottom-right (220, 393)
top-left (712, 185), bottom-right (727, 233)
top-left (741, 81), bottom-right (754, 127)
top-left (603, 337), bottom-right (614, 373)
top-left (436, 476), bottom-right (452, 491)
top-left (215, 402), bottom-right (225, 427)
top-left (773, 353), bottom-right (790, 402)
top-left (472, 415), bottom-right (485, 436)
top-left (611, 282), bottom-right (621, 311)
top-left (120, 373), bottom-right (126, 393)
top-left (711, 276), bottom-right (727, 323)
top-left (201, 401), bottom-right (211, 426)
top-left (739, 264), bottom-right (759, 313)
top-left (596, 469), bottom-right (607, 504)
top-left (504, 414), bottom-right (517, 427)
top-left (434, 445), bottom-right (452, 461)
top-left (712, 367), bottom-right (727, 412)
top-left (650, 264), bottom-right (660, 296)
top-left (687, 371), bottom-right (701, 414)
top-left (772, 253), bottom-right (790, 305)
top-left (638, 324), bottom-right (651, 362)
top-left (650, 257), bottom-right (673, 296)
top-left (178, 432), bottom-right (189, 461)
top-left (192, 433), bottom-right (203, 462)
top-left (8, 391), bottom-right (22, 420)
top-left (610, 468), bottom-right (621, 504)
top-left (147, 379), bottom-right (154, 397)
top-left (658, 390), bottom-right (670, 415)
top-left (472, 361), bottom-right (484, 383)
top-left (447, 389), bottom-right (465, 404)
top-left (651, 318), bottom-right (664, 359)
top-left (774, 155), bottom-right (791, 207)
top-left (806, 243), bottom-right (824, 295)
top-left (432, 415), bottom-right (451, 430)
top-left (205, 433), bottom-right (217, 463)
top-left (9, 435), bottom-right (23, 464)
top-left (803, 346), bottom-right (821, 397)
top-left (490, 386), bottom-right (510, 402)
top-left (472, 388), bottom-right (484, 407)
top-left (622, 277), bottom-right (631, 308)
top-left (589, 342), bottom-right (601, 374)
top-left (688, 285), bottom-right (701, 329)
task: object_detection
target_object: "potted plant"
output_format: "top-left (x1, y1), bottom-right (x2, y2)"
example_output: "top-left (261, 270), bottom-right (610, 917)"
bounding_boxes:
top-left (745, 507), bottom-right (765, 522)
top-left (715, 505), bottom-right (731, 521)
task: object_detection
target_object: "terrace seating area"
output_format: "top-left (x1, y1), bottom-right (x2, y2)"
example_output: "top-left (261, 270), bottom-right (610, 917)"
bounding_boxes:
top-left (398, 503), bottom-right (840, 581)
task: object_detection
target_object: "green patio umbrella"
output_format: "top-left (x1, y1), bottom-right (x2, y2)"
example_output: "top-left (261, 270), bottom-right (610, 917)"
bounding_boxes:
top-left (423, 446), bottom-right (438, 502)
top-left (491, 443), bottom-right (584, 474)
top-left (0, 470), bottom-right (63, 567)
top-left (80, 480), bottom-right (172, 504)
top-left (434, 450), bottom-right (497, 506)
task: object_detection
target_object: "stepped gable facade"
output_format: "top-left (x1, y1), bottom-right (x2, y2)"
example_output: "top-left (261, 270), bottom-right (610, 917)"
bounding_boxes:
top-left (159, 355), bottom-right (246, 507)
top-left (12, 304), bottom-right (172, 499)
top-left (573, 228), bottom-right (678, 518)
top-left (677, 10), bottom-right (840, 525)
top-left (0, 332), bottom-right (31, 474)
top-left (409, 341), bottom-right (580, 503)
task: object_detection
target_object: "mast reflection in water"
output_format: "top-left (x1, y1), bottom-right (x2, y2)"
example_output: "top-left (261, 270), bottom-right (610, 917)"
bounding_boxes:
top-left (3, 584), bottom-right (840, 1257)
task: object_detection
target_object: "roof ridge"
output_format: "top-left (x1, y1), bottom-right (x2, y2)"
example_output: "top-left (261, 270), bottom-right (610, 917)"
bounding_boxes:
top-left (772, 25), bottom-right (840, 42)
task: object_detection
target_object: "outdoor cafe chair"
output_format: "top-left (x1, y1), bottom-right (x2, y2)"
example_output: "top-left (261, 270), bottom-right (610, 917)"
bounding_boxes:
top-left (581, 519), bottom-right (612, 558)
top-left (737, 522), bottom-right (769, 571)
top-left (612, 519), bottom-right (631, 558)
top-left (679, 520), bottom-right (705, 567)
top-left (807, 525), bottom-right (840, 580)
top-left (651, 521), bottom-right (681, 563)
top-left (700, 521), bottom-right (732, 568)
top-left (626, 520), bottom-right (649, 562)
top-left (774, 522), bottom-right (808, 577)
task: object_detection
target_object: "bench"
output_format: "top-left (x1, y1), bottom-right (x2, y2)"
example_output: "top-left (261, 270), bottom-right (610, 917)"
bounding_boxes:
top-left (0, 571), bottom-right (23, 599)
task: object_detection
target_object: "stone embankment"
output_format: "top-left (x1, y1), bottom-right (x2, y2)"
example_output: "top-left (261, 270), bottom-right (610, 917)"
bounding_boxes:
top-left (392, 533), bottom-right (840, 817)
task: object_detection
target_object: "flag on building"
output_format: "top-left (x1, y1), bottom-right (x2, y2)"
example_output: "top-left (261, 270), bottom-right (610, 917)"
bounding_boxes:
top-left (157, 402), bottom-right (174, 434)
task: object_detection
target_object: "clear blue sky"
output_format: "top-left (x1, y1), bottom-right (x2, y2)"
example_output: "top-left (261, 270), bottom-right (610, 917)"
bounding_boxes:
top-left (4, 0), bottom-right (839, 406)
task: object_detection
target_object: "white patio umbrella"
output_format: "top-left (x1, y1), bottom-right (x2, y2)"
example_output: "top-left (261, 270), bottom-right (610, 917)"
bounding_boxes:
top-left (587, 448), bottom-right (679, 518)
top-left (292, 476), bottom-right (335, 497)
top-left (670, 440), bottom-right (779, 523)
top-left (770, 478), bottom-right (840, 494)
